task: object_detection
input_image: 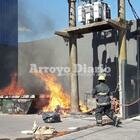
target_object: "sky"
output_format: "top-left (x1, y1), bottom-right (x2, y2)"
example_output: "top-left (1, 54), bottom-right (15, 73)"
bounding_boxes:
top-left (18, 0), bottom-right (140, 42)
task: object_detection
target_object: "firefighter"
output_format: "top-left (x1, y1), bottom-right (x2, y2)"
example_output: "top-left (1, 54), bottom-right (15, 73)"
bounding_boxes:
top-left (92, 74), bottom-right (120, 126)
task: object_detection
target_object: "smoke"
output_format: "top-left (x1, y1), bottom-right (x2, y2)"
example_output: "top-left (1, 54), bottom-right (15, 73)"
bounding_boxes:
top-left (18, 26), bottom-right (31, 32)
top-left (18, 1), bottom-right (30, 32)
top-left (18, 0), bottom-right (55, 40)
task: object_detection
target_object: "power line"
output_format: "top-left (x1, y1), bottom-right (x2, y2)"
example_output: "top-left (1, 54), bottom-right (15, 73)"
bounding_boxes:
top-left (127, 0), bottom-right (140, 20)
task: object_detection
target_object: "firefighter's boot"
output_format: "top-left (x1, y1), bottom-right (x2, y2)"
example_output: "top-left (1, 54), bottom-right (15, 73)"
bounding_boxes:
top-left (96, 120), bottom-right (102, 126)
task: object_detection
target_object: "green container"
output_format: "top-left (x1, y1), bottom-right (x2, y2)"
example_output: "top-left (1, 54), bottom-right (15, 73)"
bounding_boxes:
top-left (2, 99), bottom-right (14, 114)
top-left (0, 99), bottom-right (3, 113)
top-left (1, 99), bottom-right (33, 114)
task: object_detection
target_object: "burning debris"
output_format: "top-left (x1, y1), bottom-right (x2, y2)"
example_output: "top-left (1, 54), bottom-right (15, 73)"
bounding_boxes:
top-left (0, 72), bottom-right (89, 114)
top-left (35, 73), bottom-right (89, 113)
top-left (0, 73), bottom-right (25, 96)
top-left (0, 73), bottom-right (36, 114)
top-left (34, 73), bottom-right (70, 113)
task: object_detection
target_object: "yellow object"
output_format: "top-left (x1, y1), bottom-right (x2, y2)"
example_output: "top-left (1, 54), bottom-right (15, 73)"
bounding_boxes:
top-left (98, 75), bottom-right (106, 81)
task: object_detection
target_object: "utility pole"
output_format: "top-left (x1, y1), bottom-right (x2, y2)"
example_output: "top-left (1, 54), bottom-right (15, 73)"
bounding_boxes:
top-left (68, 0), bottom-right (80, 113)
top-left (118, 0), bottom-right (127, 118)
top-left (118, 0), bottom-right (120, 17)
top-left (137, 19), bottom-right (140, 114)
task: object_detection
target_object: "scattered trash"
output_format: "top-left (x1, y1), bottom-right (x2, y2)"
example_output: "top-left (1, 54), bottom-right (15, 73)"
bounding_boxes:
top-left (34, 126), bottom-right (56, 136)
top-left (42, 112), bottom-right (61, 123)
top-left (68, 127), bottom-right (78, 131)
top-left (42, 105), bottom-right (61, 123)
top-left (21, 121), bottom-right (57, 137)
top-left (21, 130), bottom-right (33, 135)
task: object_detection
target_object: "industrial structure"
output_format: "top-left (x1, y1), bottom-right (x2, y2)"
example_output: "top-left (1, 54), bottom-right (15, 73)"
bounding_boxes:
top-left (78, 0), bottom-right (111, 24)
top-left (55, 0), bottom-right (140, 118)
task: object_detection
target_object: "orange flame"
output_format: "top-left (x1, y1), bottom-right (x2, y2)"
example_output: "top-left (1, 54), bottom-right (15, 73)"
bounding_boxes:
top-left (0, 72), bottom-right (88, 113)
top-left (0, 73), bottom-right (25, 96)
top-left (35, 73), bottom-right (70, 112)
top-left (35, 73), bottom-right (89, 113)
top-left (79, 101), bottom-right (89, 113)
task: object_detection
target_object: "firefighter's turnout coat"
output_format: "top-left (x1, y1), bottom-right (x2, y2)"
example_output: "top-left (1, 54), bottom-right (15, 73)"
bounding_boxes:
top-left (93, 82), bottom-right (111, 106)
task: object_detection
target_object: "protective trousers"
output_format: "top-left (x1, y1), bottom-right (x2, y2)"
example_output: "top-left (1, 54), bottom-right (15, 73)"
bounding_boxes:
top-left (95, 104), bottom-right (116, 124)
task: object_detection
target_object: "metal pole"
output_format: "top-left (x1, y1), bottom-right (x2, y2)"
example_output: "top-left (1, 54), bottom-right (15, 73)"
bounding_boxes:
top-left (68, 0), bottom-right (80, 112)
top-left (118, 0), bottom-right (127, 119)
top-left (137, 19), bottom-right (140, 114)
top-left (118, 0), bottom-right (120, 17)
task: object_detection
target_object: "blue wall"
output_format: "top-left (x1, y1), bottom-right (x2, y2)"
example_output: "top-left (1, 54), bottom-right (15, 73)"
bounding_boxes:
top-left (0, 0), bottom-right (18, 88)
top-left (0, 0), bottom-right (18, 45)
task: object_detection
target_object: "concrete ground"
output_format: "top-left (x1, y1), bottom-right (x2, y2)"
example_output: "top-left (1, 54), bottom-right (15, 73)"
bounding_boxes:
top-left (0, 114), bottom-right (96, 139)
top-left (51, 117), bottom-right (140, 140)
top-left (0, 114), bottom-right (140, 140)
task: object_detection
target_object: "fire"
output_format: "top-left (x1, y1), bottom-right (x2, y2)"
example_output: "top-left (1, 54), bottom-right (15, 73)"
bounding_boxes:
top-left (0, 72), bottom-right (89, 113)
top-left (0, 73), bottom-right (25, 96)
top-left (35, 73), bottom-right (89, 113)
top-left (35, 73), bottom-right (70, 112)
top-left (79, 101), bottom-right (89, 113)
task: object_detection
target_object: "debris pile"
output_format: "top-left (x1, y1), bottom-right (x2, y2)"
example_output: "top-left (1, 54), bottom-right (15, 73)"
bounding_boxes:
top-left (42, 112), bottom-right (61, 123)
top-left (111, 98), bottom-right (120, 114)
top-left (33, 121), bottom-right (57, 135)
top-left (21, 121), bottom-right (57, 139)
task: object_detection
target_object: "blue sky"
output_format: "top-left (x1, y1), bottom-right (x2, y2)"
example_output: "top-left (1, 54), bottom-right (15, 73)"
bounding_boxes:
top-left (18, 0), bottom-right (140, 42)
